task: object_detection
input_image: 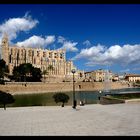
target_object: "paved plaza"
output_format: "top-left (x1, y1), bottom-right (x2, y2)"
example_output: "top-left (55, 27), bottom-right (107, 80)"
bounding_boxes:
top-left (0, 103), bottom-right (140, 136)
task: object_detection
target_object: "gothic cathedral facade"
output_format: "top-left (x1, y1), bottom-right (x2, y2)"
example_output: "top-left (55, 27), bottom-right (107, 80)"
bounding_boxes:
top-left (1, 33), bottom-right (78, 81)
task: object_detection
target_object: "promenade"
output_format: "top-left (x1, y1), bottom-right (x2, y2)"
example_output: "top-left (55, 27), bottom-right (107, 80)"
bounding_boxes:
top-left (0, 103), bottom-right (140, 136)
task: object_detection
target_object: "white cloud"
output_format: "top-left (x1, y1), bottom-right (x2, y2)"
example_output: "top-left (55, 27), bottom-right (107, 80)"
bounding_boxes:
top-left (83, 40), bottom-right (91, 46)
top-left (0, 13), bottom-right (39, 43)
top-left (45, 35), bottom-right (55, 46)
top-left (58, 36), bottom-right (66, 44)
top-left (57, 36), bottom-right (78, 52)
top-left (72, 44), bottom-right (106, 60)
top-left (16, 35), bottom-right (55, 48)
top-left (61, 41), bottom-right (78, 52)
top-left (72, 44), bottom-right (140, 67)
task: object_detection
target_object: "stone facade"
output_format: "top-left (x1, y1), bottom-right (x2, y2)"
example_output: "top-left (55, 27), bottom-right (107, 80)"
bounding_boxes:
top-left (1, 33), bottom-right (81, 81)
top-left (85, 69), bottom-right (113, 82)
top-left (124, 74), bottom-right (140, 82)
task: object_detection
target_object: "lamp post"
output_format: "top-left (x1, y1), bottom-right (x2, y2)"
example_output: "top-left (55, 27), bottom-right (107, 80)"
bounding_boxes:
top-left (71, 69), bottom-right (76, 109)
top-left (98, 90), bottom-right (102, 103)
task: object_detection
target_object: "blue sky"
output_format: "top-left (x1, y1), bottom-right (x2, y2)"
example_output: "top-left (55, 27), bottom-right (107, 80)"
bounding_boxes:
top-left (0, 4), bottom-right (140, 74)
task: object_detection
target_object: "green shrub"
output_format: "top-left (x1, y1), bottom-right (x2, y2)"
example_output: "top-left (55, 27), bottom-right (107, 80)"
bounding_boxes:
top-left (53, 92), bottom-right (69, 107)
top-left (0, 91), bottom-right (15, 110)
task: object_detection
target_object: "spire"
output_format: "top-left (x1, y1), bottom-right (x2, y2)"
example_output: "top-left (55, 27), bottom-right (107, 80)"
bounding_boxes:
top-left (1, 32), bottom-right (9, 48)
top-left (2, 32), bottom-right (8, 41)
top-left (63, 47), bottom-right (66, 52)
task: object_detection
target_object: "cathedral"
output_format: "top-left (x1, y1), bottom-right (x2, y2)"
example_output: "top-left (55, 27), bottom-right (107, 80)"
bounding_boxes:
top-left (1, 33), bottom-right (82, 82)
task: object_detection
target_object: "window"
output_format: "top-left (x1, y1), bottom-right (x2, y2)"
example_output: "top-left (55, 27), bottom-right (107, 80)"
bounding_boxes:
top-left (21, 50), bottom-right (23, 56)
top-left (34, 58), bottom-right (36, 64)
top-left (41, 57), bottom-right (43, 65)
top-left (37, 51), bottom-right (40, 57)
top-left (11, 49), bottom-right (13, 55)
top-left (29, 50), bottom-right (32, 56)
top-left (54, 53), bottom-right (58, 58)
top-left (9, 55), bottom-right (12, 63)
top-left (49, 52), bottom-right (52, 58)
top-left (43, 52), bottom-right (46, 57)
top-left (60, 53), bottom-right (64, 59)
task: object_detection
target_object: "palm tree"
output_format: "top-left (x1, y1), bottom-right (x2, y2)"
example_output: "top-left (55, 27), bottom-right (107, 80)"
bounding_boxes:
top-left (42, 69), bottom-right (48, 82)
top-left (48, 64), bottom-right (54, 71)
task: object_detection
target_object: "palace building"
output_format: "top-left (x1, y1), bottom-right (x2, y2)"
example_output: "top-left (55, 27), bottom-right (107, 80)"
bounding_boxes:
top-left (0, 33), bottom-right (82, 82)
top-left (84, 69), bottom-right (113, 82)
top-left (124, 74), bottom-right (140, 82)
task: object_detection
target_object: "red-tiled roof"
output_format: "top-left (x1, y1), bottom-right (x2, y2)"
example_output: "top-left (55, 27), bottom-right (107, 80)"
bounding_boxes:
top-left (125, 74), bottom-right (140, 77)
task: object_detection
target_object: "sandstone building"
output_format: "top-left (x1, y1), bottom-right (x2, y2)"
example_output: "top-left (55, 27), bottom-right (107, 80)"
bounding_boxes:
top-left (85, 69), bottom-right (113, 82)
top-left (0, 33), bottom-right (82, 82)
top-left (124, 74), bottom-right (140, 82)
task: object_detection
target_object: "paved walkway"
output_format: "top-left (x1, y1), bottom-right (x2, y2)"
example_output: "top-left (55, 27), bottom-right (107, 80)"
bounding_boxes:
top-left (0, 103), bottom-right (140, 136)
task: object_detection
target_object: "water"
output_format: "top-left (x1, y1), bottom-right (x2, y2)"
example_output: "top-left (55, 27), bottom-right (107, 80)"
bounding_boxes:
top-left (75, 87), bottom-right (140, 104)
top-left (108, 87), bottom-right (140, 94)
top-left (76, 91), bottom-right (100, 104)
top-left (2, 88), bottom-right (140, 107)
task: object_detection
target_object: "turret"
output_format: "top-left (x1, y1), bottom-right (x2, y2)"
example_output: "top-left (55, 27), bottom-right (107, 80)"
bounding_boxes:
top-left (1, 33), bottom-right (9, 65)
top-left (1, 32), bottom-right (9, 48)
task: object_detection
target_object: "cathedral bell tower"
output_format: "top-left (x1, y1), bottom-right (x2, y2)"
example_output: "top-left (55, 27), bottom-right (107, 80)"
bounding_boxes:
top-left (1, 33), bottom-right (9, 65)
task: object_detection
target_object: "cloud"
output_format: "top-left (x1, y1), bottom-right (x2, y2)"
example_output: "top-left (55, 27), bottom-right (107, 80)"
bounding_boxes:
top-left (0, 13), bottom-right (39, 43)
top-left (61, 41), bottom-right (78, 52)
top-left (58, 36), bottom-right (66, 44)
top-left (16, 35), bottom-right (55, 48)
top-left (57, 36), bottom-right (78, 52)
top-left (83, 40), bottom-right (91, 46)
top-left (132, 67), bottom-right (140, 71)
top-left (72, 44), bottom-right (106, 60)
top-left (44, 35), bottom-right (55, 46)
top-left (72, 44), bottom-right (140, 67)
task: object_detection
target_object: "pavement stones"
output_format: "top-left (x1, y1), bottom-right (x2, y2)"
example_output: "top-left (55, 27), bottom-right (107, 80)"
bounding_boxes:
top-left (0, 103), bottom-right (140, 136)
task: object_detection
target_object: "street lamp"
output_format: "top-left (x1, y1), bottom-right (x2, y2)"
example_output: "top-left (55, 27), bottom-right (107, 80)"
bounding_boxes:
top-left (71, 69), bottom-right (77, 109)
top-left (98, 90), bottom-right (102, 103)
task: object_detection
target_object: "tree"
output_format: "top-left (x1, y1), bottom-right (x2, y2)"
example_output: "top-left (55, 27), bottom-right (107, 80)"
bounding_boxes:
top-left (12, 63), bottom-right (42, 82)
top-left (53, 92), bottom-right (69, 107)
top-left (20, 63), bottom-right (33, 82)
top-left (32, 67), bottom-right (42, 82)
top-left (13, 66), bottom-right (21, 82)
top-left (0, 91), bottom-right (15, 110)
top-left (12, 63), bottom-right (32, 82)
top-left (0, 59), bottom-right (9, 81)
top-left (48, 64), bottom-right (54, 71)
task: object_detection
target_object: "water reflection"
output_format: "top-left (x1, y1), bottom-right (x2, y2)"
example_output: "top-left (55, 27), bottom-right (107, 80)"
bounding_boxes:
top-left (8, 87), bottom-right (140, 107)
top-left (76, 87), bottom-right (140, 104)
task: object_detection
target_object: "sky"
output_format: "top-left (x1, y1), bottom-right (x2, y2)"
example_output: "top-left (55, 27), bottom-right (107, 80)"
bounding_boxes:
top-left (0, 4), bottom-right (140, 74)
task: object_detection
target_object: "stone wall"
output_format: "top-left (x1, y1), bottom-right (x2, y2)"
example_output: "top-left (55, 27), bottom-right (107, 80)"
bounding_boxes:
top-left (100, 96), bottom-right (125, 105)
top-left (0, 81), bottom-right (128, 95)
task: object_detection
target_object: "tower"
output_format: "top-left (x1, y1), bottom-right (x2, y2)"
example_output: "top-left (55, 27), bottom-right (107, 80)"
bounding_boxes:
top-left (1, 33), bottom-right (9, 65)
